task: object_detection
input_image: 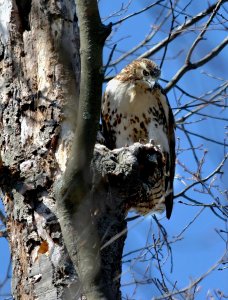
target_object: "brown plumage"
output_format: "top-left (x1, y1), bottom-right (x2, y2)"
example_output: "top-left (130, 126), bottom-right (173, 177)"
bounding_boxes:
top-left (102, 58), bottom-right (175, 219)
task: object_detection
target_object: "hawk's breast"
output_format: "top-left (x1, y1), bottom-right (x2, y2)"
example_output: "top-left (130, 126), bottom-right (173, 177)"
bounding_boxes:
top-left (103, 79), bottom-right (169, 152)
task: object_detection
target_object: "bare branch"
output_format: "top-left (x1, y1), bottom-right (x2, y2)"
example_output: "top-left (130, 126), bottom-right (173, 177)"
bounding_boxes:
top-left (104, 43), bottom-right (117, 75)
top-left (175, 154), bottom-right (227, 198)
top-left (180, 124), bottom-right (200, 165)
top-left (174, 207), bottom-right (205, 239)
top-left (177, 124), bottom-right (228, 146)
top-left (54, 1), bottom-right (112, 299)
top-left (102, 1), bottom-right (133, 22)
top-left (179, 107), bottom-right (228, 122)
top-left (108, 3), bottom-right (173, 67)
top-left (159, 0), bottom-right (175, 69)
top-left (163, 79), bottom-right (227, 109)
top-left (111, 0), bottom-right (165, 26)
top-left (154, 250), bottom-right (228, 299)
top-left (138, 1), bottom-right (227, 59)
top-left (165, 36), bottom-right (228, 92)
top-left (186, 0), bottom-right (224, 64)
top-left (192, 36), bottom-right (228, 67)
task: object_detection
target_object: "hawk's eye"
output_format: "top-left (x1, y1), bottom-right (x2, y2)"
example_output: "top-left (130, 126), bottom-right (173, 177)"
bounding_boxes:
top-left (143, 70), bottom-right (149, 76)
top-left (151, 67), bottom-right (161, 77)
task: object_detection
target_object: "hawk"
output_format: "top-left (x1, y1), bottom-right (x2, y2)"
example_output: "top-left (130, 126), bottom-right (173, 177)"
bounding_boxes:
top-left (101, 58), bottom-right (175, 219)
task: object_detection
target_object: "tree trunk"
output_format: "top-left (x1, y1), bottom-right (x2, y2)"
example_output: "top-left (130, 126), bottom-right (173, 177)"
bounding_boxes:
top-left (0, 0), bottom-right (81, 298)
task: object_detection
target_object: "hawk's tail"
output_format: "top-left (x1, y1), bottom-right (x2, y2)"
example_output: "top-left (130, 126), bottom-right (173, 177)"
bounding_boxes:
top-left (165, 188), bottom-right (173, 219)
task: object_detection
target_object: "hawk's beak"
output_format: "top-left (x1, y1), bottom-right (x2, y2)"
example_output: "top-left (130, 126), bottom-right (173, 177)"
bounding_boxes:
top-left (146, 78), bottom-right (157, 89)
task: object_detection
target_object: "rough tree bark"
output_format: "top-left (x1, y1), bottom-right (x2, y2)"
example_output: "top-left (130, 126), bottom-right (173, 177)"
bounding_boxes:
top-left (0, 0), bottom-right (166, 299)
top-left (0, 0), bottom-right (81, 298)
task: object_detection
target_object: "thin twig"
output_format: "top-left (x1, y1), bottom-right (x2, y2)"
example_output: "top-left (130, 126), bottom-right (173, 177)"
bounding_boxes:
top-left (175, 154), bottom-right (227, 198)
top-left (177, 125), bottom-right (228, 147)
top-left (138, 1), bottom-right (226, 59)
top-left (154, 250), bottom-right (228, 299)
top-left (175, 207), bottom-right (205, 239)
top-left (180, 124), bottom-right (200, 165)
top-left (103, 43), bottom-right (117, 75)
top-left (160, 0), bottom-right (175, 69)
top-left (108, 2), bottom-right (173, 67)
top-left (186, 0), bottom-right (223, 64)
top-left (111, 0), bottom-right (165, 26)
top-left (165, 36), bottom-right (228, 92)
top-left (152, 233), bottom-right (170, 296)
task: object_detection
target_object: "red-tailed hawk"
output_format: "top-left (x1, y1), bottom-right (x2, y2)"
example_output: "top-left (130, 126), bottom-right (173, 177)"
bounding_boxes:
top-left (101, 58), bottom-right (175, 219)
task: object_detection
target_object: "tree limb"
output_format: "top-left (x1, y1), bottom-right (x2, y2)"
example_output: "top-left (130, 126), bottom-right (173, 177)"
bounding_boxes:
top-left (138, 0), bottom-right (227, 59)
top-left (164, 36), bottom-right (228, 93)
top-left (175, 154), bottom-right (227, 198)
top-left (154, 250), bottom-right (228, 299)
top-left (54, 1), bottom-right (111, 299)
top-left (111, 0), bottom-right (165, 26)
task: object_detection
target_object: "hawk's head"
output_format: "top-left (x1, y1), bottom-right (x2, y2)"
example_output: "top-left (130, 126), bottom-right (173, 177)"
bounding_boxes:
top-left (117, 58), bottom-right (161, 89)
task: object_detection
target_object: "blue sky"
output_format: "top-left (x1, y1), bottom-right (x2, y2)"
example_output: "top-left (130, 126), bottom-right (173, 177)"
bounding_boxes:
top-left (0, 1), bottom-right (227, 299)
top-left (0, 201), bottom-right (11, 300)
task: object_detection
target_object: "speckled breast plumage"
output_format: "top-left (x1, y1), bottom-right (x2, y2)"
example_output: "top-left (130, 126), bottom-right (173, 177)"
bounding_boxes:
top-left (101, 59), bottom-right (175, 218)
top-left (102, 84), bottom-right (167, 214)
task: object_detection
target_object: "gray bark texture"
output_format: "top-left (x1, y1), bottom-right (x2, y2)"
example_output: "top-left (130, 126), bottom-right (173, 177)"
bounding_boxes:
top-left (0, 0), bottom-right (165, 299)
top-left (0, 0), bottom-right (81, 298)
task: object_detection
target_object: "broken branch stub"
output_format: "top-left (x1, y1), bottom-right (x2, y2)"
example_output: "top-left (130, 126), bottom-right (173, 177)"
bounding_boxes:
top-left (93, 142), bottom-right (164, 214)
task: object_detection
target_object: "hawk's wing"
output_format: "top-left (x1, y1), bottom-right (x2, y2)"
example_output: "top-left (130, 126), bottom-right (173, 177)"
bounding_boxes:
top-left (161, 87), bottom-right (176, 219)
top-left (101, 90), bottom-right (116, 150)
